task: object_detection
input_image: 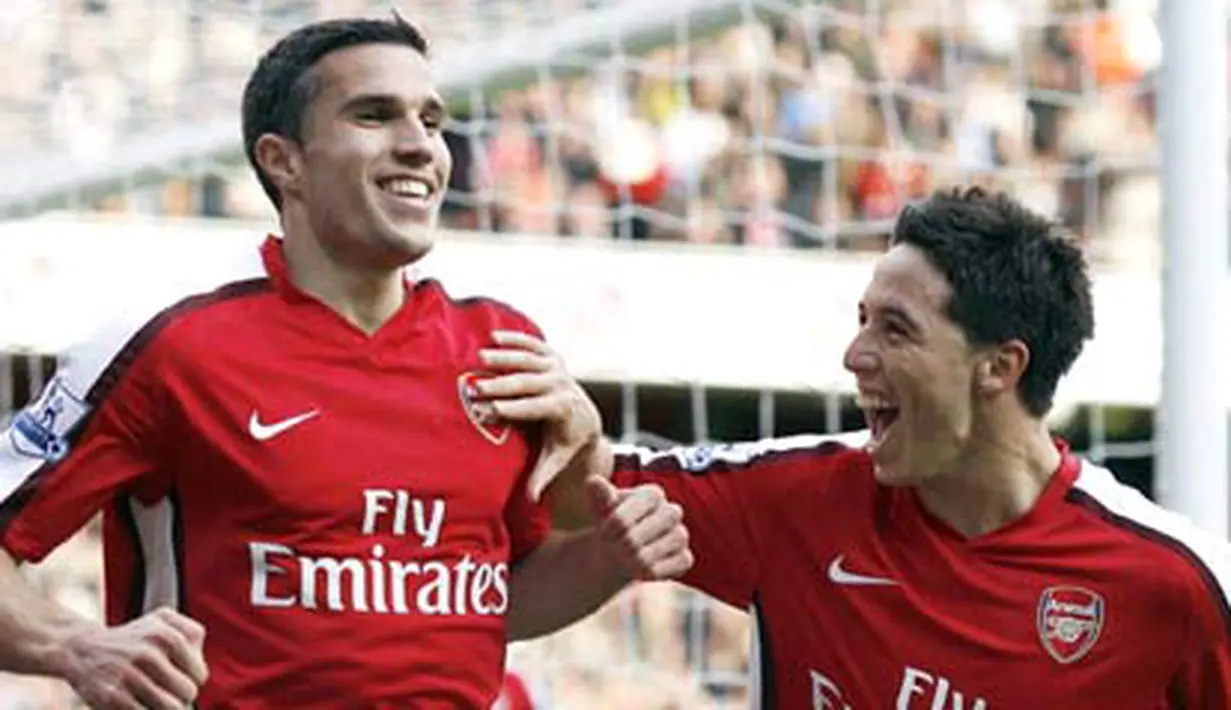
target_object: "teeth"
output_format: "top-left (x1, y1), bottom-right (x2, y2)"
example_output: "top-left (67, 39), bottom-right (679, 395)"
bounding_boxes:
top-left (856, 393), bottom-right (897, 410)
top-left (382, 178), bottom-right (431, 198)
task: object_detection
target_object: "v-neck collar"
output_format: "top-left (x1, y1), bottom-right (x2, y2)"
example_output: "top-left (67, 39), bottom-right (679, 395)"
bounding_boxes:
top-left (259, 235), bottom-right (425, 347)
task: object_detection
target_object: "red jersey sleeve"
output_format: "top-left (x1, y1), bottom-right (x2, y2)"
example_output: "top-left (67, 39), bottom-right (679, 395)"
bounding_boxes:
top-left (1169, 544), bottom-right (1231, 709)
top-left (1169, 641), bottom-right (1231, 709)
top-left (611, 434), bottom-right (858, 609)
top-left (504, 452), bottom-right (551, 564)
top-left (0, 318), bottom-right (172, 562)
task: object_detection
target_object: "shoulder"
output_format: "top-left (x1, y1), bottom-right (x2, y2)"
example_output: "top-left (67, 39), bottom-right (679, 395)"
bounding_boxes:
top-left (1066, 460), bottom-right (1231, 639)
top-left (612, 430), bottom-right (870, 475)
top-left (412, 278), bottom-right (544, 338)
top-left (116, 276), bottom-right (271, 356)
top-left (60, 264), bottom-right (271, 400)
top-left (151, 277), bottom-right (273, 352)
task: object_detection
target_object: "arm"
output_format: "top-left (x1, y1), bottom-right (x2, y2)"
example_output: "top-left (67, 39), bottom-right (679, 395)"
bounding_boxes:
top-left (0, 321), bottom-right (208, 708)
top-left (607, 441), bottom-right (767, 608)
top-left (480, 326), bottom-right (850, 607)
top-left (609, 435), bottom-right (850, 608)
top-left (472, 329), bottom-right (609, 526)
top-left (0, 545), bottom-right (208, 709)
top-left (1166, 525), bottom-right (1231, 709)
top-left (470, 329), bottom-right (861, 536)
top-left (474, 330), bottom-right (840, 608)
top-left (0, 548), bottom-right (95, 676)
top-left (506, 477), bottom-right (691, 641)
top-left (542, 437), bottom-right (613, 529)
top-left (505, 528), bottom-right (628, 641)
top-left (1168, 640), bottom-right (1231, 709)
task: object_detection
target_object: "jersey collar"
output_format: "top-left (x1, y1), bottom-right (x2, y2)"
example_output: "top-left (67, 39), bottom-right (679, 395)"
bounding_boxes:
top-left (901, 436), bottom-right (1083, 545)
top-left (260, 235), bottom-right (314, 303)
top-left (258, 234), bottom-right (425, 344)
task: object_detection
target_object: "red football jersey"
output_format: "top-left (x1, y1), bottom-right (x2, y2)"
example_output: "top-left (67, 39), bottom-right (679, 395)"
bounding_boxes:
top-left (612, 435), bottom-right (1231, 709)
top-left (493, 670), bottom-right (536, 710)
top-left (0, 237), bottom-right (552, 708)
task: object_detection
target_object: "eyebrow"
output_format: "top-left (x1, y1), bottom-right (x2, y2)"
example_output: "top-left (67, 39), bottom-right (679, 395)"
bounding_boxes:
top-left (879, 303), bottom-right (924, 336)
top-left (339, 93), bottom-right (449, 119)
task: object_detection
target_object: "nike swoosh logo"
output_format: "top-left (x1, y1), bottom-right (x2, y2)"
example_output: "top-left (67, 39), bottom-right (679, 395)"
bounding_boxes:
top-left (248, 409), bottom-right (319, 441)
top-left (827, 555), bottom-right (897, 587)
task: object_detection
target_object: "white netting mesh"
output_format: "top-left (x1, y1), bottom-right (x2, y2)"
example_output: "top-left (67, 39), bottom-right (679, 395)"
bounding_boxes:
top-left (0, 0), bottom-right (1166, 258)
top-left (0, 0), bottom-right (636, 159)
top-left (0, 0), bottom-right (1179, 707)
top-left (0, 0), bottom-right (762, 215)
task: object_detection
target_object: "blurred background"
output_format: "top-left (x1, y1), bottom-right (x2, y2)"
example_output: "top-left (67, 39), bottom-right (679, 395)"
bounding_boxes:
top-left (0, 0), bottom-right (1222, 707)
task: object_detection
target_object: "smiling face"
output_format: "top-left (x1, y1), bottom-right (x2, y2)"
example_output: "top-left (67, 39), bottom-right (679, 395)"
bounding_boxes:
top-left (843, 244), bottom-right (982, 486)
top-left (258, 42), bottom-right (453, 270)
top-left (841, 186), bottom-right (1097, 485)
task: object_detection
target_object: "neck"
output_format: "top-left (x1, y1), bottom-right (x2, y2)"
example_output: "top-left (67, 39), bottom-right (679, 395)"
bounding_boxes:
top-left (914, 411), bottom-right (1061, 539)
top-left (280, 217), bottom-right (406, 335)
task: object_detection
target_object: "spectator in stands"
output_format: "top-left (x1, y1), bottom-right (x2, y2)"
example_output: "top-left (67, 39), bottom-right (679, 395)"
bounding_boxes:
top-left (2, 0), bottom-right (1165, 265)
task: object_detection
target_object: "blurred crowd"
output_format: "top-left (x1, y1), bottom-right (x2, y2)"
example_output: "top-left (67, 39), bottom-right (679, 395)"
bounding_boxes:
top-left (434, 0), bottom-right (1163, 268)
top-left (2, 0), bottom-right (1166, 267)
top-left (0, 0), bottom-right (1171, 706)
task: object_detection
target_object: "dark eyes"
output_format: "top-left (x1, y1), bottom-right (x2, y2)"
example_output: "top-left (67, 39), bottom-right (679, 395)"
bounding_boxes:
top-left (355, 109), bottom-right (443, 131)
top-left (356, 109), bottom-right (394, 123)
top-left (856, 313), bottom-right (910, 342)
top-left (886, 321), bottom-right (909, 337)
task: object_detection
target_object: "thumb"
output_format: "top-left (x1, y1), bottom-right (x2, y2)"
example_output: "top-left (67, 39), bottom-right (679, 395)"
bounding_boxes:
top-left (526, 446), bottom-right (569, 502)
top-left (585, 476), bottom-right (622, 517)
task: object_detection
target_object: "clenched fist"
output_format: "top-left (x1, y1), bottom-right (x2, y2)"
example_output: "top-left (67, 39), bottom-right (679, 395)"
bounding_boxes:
top-left (53, 606), bottom-right (208, 710)
top-left (587, 477), bottom-right (694, 582)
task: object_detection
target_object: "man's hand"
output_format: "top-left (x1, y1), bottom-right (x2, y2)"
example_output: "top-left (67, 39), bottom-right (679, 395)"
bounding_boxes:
top-left (52, 606), bottom-right (208, 710)
top-left (477, 330), bottom-right (604, 501)
top-left (587, 477), bottom-right (693, 582)
top-left (502, 478), bottom-right (694, 640)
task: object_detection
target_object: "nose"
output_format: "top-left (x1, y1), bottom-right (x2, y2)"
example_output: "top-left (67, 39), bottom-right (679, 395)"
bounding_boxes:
top-left (392, 120), bottom-right (433, 167)
top-left (842, 331), bottom-right (878, 376)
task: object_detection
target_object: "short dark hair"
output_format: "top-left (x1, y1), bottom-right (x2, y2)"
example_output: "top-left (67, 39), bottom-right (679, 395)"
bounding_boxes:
top-left (891, 186), bottom-right (1095, 417)
top-left (241, 14), bottom-right (430, 209)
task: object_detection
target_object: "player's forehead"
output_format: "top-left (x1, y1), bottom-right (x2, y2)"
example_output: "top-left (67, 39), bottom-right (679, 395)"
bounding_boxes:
top-left (859, 244), bottom-right (951, 321)
top-left (310, 42), bottom-right (441, 109)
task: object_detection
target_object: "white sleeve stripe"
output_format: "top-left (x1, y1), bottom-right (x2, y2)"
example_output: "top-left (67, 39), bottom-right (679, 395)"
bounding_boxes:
top-left (611, 430), bottom-right (869, 473)
top-left (750, 597), bottom-right (779, 710)
top-left (747, 602), bottom-right (761, 710)
top-left (1071, 461), bottom-right (1231, 630)
top-left (121, 494), bottom-right (184, 620)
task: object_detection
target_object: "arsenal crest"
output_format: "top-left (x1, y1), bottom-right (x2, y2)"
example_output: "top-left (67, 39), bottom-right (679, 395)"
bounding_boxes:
top-left (457, 372), bottom-right (510, 445)
top-left (1036, 585), bottom-right (1105, 664)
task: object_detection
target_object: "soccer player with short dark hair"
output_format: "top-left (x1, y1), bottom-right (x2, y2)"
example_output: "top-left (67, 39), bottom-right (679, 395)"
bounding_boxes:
top-left (541, 187), bottom-right (1231, 708)
top-left (0, 14), bottom-right (691, 709)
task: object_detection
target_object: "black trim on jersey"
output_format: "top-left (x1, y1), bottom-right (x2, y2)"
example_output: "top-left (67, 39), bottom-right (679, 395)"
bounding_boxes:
top-left (613, 440), bottom-right (849, 476)
top-left (1066, 488), bottom-right (1231, 637)
top-left (115, 490), bottom-right (189, 623)
top-left (1165, 673), bottom-right (1187, 709)
top-left (753, 595), bottom-right (777, 709)
top-left (0, 278), bottom-right (271, 545)
top-left (442, 280), bottom-right (544, 337)
top-left (115, 494), bottom-right (148, 623)
top-left (171, 488), bottom-right (189, 614)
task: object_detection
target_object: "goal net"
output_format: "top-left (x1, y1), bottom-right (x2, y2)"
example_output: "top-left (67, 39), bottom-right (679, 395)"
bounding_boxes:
top-left (0, 0), bottom-right (1170, 707)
